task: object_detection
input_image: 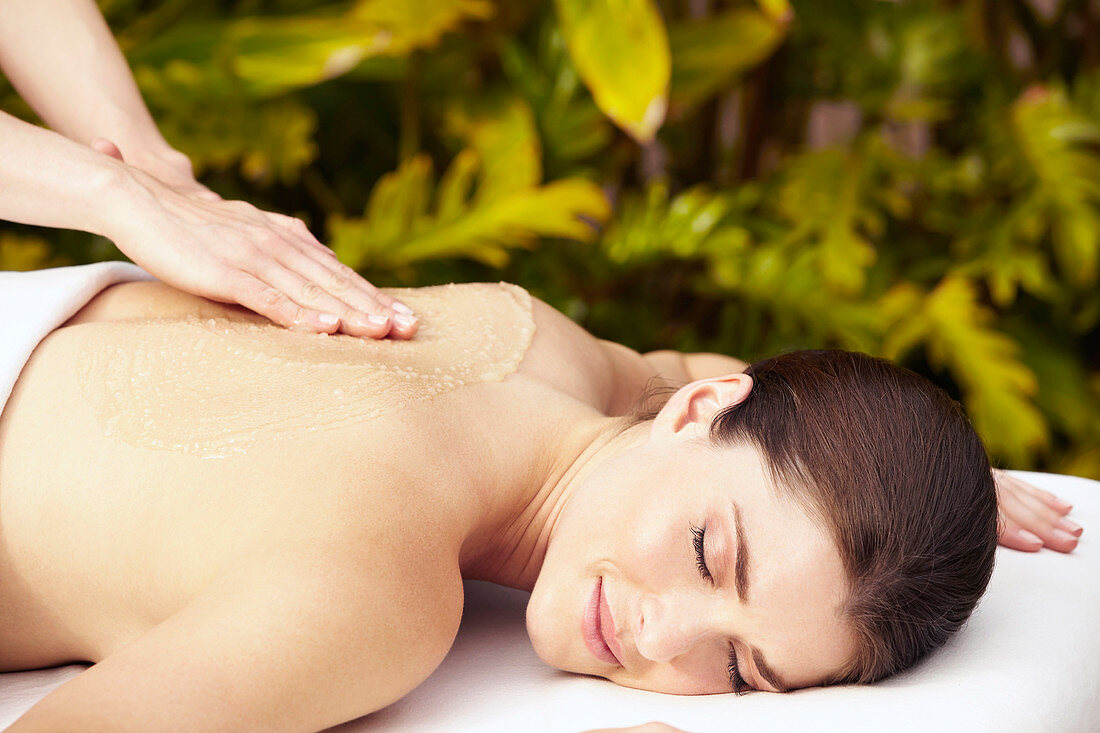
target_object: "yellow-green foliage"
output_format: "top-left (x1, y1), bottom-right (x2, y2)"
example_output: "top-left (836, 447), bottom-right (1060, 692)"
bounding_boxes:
top-left (2, 0), bottom-right (1098, 478)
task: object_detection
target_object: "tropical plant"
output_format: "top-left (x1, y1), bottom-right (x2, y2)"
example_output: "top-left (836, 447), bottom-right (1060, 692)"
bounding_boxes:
top-left (2, 0), bottom-right (1098, 477)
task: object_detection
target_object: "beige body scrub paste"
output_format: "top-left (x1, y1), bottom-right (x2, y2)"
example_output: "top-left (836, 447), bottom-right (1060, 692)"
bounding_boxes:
top-left (76, 283), bottom-right (535, 458)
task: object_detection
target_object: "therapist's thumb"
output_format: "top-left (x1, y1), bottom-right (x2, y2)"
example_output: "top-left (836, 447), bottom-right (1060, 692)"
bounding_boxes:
top-left (91, 137), bottom-right (125, 161)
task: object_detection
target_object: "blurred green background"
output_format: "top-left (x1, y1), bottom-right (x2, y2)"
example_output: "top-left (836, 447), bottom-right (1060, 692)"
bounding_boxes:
top-left (2, 0), bottom-right (1098, 478)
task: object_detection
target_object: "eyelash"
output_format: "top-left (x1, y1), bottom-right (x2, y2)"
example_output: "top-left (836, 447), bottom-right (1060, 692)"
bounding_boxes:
top-left (690, 524), bottom-right (712, 584)
top-left (690, 524), bottom-right (751, 694)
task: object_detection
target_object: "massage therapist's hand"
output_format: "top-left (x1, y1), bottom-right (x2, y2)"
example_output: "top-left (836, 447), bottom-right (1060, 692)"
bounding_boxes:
top-left (994, 469), bottom-right (1082, 553)
top-left (91, 136), bottom-right (221, 202)
top-left (96, 148), bottom-right (418, 340)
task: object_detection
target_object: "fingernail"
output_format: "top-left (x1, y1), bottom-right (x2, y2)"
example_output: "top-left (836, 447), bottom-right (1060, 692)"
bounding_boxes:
top-left (1053, 528), bottom-right (1079, 543)
top-left (1019, 529), bottom-right (1042, 545)
top-left (392, 302), bottom-right (414, 316)
top-left (1057, 518), bottom-right (1083, 536)
top-left (318, 313), bottom-right (339, 326)
top-left (394, 314), bottom-right (417, 329)
top-left (367, 314), bottom-right (389, 326)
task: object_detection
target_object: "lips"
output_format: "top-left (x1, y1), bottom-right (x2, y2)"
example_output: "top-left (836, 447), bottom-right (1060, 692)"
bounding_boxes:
top-left (583, 577), bottom-right (624, 666)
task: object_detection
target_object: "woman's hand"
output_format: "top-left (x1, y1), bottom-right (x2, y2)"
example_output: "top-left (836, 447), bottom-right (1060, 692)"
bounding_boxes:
top-left (994, 469), bottom-right (1082, 553)
top-left (96, 143), bottom-right (417, 340)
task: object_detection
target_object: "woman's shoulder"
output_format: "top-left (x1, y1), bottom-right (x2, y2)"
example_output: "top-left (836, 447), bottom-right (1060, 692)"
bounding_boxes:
top-left (416, 281), bottom-right (689, 416)
top-left (508, 288), bottom-right (668, 415)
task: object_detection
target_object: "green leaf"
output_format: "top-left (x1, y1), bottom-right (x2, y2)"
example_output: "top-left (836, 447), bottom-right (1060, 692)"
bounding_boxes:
top-left (885, 13), bottom-right (970, 122)
top-left (136, 82), bottom-right (318, 184)
top-left (754, 0), bottom-right (793, 23)
top-left (330, 153), bottom-right (610, 270)
top-left (1011, 86), bottom-right (1100, 286)
top-left (884, 277), bottom-right (1048, 464)
top-left (497, 32), bottom-right (615, 170)
top-left (349, 0), bottom-right (496, 51)
top-left (126, 0), bottom-right (493, 98)
top-left (0, 233), bottom-right (67, 271)
top-left (442, 95), bottom-right (543, 205)
top-left (775, 149), bottom-right (877, 295)
top-left (600, 180), bottom-right (746, 265)
top-left (1006, 319), bottom-right (1098, 439)
top-left (668, 8), bottom-right (787, 112)
top-left (554, 0), bottom-right (670, 142)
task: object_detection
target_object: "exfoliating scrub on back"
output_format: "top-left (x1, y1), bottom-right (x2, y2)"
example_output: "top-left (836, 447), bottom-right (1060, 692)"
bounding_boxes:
top-left (76, 283), bottom-right (535, 458)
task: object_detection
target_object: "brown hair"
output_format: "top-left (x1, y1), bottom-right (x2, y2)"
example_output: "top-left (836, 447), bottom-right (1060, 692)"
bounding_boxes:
top-left (631, 349), bottom-right (998, 685)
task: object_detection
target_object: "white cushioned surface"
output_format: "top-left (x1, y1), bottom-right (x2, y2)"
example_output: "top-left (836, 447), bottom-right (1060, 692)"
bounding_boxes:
top-left (2, 472), bottom-right (1096, 732)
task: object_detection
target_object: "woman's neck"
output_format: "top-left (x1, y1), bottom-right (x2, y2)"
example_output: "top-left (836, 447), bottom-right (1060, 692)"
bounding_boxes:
top-left (458, 413), bottom-right (650, 591)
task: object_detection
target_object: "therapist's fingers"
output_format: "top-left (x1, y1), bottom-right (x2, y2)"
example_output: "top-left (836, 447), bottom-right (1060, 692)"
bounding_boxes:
top-left (263, 213), bottom-right (419, 339)
top-left (264, 237), bottom-right (420, 340)
top-left (92, 137), bottom-right (124, 161)
top-left (231, 270), bottom-right (343, 334)
top-left (107, 158), bottom-right (416, 339)
top-left (265, 212), bottom-right (338, 259)
top-left (255, 256), bottom-right (396, 339)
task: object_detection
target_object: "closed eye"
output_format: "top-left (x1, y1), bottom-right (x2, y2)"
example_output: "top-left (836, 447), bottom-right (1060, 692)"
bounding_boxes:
top-left (692, 524), bottom-right (753, 694)
top-left (728, 644), bottom-right (752, 695)
top-left (691, 524), bottom-right (713, 584)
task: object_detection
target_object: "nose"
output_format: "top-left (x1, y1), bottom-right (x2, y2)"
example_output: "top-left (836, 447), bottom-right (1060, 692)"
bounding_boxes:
top-left (634, 589), bottom-right (722, 663)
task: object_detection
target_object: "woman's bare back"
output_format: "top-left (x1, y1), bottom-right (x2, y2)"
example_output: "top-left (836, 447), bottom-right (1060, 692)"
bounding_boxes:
top-left (0, 280), bottom-right (663, 729)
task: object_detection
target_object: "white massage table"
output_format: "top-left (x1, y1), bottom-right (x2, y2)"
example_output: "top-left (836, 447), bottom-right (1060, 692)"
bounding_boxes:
top-left (2, 471), bottom-right (1096, 732)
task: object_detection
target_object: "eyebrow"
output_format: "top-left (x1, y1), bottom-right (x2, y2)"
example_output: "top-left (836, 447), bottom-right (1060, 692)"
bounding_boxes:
top-left (751, 646), bottom-right (790, 693)
top-left (730, 501), bottom-right (789, 693)
top-left (732, 501), bottom-right (750, 603)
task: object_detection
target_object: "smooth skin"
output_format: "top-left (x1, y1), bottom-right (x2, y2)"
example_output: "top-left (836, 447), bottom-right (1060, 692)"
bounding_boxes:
top-left (525, 373), bottom-right (856, 694)
top-left (0, 0), bottom-right (416, 339)
top-left (0, 281), bottom-right (1081, 732)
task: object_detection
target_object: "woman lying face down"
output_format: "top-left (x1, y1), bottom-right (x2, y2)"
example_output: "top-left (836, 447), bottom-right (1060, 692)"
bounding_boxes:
top-left (526, 351), bottom-right (997, 694)
top-left (0, 279), bottom-right (1073, 730)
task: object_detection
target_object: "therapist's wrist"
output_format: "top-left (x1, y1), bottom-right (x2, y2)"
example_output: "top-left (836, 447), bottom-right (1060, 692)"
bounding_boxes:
top-left (86, 156), bottom-right (158, 240)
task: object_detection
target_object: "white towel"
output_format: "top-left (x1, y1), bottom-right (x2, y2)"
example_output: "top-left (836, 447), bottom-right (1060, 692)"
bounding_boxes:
top-left (0, 262), bottom-right (153, 411)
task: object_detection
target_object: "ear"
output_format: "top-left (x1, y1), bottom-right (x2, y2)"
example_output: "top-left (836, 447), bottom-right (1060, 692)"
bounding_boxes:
top-left (651, 373), bottom-right (753, 437)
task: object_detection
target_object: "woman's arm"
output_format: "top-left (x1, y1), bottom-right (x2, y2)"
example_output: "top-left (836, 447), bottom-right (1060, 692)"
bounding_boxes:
top-left (633, 349), bottom-right (749, 383)
top-left (0, 0), bottom-right (205, 196)
top-left (8, 551), bottom-right (463, 732)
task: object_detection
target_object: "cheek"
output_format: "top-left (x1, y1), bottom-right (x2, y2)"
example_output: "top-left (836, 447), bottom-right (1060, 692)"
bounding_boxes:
top-left (613, 647), bottom-right (733, 695)
top-left (523, 588), bottom-right (558, 669)
top-left (523, 509), bottom-right (602, 672)
top-left (622, 504), bottom-right (693, 587)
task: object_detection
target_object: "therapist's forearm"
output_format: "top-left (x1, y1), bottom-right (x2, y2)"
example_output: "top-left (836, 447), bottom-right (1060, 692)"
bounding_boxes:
top-left (0, 109), bottom-right (129, 237)
top-left (0, 0), bottom-right (172, 163)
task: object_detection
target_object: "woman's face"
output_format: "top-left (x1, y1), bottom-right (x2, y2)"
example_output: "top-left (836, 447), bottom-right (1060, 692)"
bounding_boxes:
top-left (526, 376), bottom-right (857, 694)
